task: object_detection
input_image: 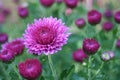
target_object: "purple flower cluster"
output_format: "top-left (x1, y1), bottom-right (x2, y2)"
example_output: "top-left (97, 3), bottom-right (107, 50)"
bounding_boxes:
top-left (23, 16), bottom-right (70, 55)
top-left (73, 38), bottom-right (100, 63)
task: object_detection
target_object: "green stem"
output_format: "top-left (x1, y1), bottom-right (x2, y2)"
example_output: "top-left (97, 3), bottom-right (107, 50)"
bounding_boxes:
top-left (12, 63), bottom-right (22, 80)
top-left (88, 56), bottom-right (92, 80)
top-left (112, 39), bottom-right (117, 50)
top-left (92, 62), bottom-right (104, 79)
top-left (48, 54), bottom-right (58, 80)
top-left (0, 62), bottom-right (11, 80)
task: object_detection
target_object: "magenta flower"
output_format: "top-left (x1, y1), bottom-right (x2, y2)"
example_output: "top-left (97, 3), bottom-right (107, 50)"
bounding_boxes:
top-left (0, 49), bottom-right (14, 62)
top-left (72, 49), bottom-right (88, 63)
top-left (83, 38), bottom-right (100, 54)
top-left (23, 17), bottom-right (70, 55)
top-left (0, 33), bottom-right (8, 44)
top-left (18, 59), bottom-right (42, 80)
top-left (18, 6), bottom-right (29, 18)
top-left (39, 0), bottom-right (55, 7)
top-left (2, 38), bottom-right (24, 55)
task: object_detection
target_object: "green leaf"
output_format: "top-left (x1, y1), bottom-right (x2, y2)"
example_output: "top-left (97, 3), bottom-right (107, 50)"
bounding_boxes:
top-left (60, 65), bottom-right (75, 80)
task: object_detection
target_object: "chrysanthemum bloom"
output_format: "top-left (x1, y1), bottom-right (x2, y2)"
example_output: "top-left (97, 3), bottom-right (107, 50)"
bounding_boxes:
top-left (40, 0), bottom-right (55, 7)
top-left (88, 10), bottom-right (102, 25)
top-left (101, 51), bottom-right (114, 61)
top-left (116, 39), bottom-right (120, 48)
top-left (102, 21), bottom-right (113, 32)
top-left (75, 18), bottom-right (86, 28)
top-left (83, 38), bottom-right (100, 54)
top-left (2, 38), bottom-right (24, 55)
top-left (23, 17), bottom-right (70, 55)
top-left (114, 11), bottom-right (120, 23)
top-left (64, 0), bottom-right (78, 9)
top-left (0, 33), bottom-right (8, 44)
top-left (72, 49), bottom-right (88, 63)
top-left (104, 10), bottom-right (113, 18)
top-left (18, 59), bottom-right (42, 80)
top-left (0, 49), bottom-right (14, 62)
top-left (18, 6), bottom-right (29, 18)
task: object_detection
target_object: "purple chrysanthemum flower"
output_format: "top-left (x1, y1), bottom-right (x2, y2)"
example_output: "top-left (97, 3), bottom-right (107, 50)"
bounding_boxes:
top-left (39, 0), bottom-right (55, 7)
top-left (18, 6), bottom-right (29, 18)
top-left (75, 18), bottom-right (86, 28)
top-left (72, 49), bottom-right (88, 63)
top-left (114, 11), bottom-right (120, 23)
top-left (83, 38), bottom-right (100, 54)
top-left (104, 10), bottom-right (113, 18)
top-left (2, 38), bottom-right (24, 55)
top-left (116, 39), bottom-right (120, 48)
top-left (64, 0), bottom-right (78, 9)
top-left (0, 49), bottom-right (14, 62)
top-left (18, 59), bottom-right (42, 80)
top-left (88, 10), bottom-right (102, 25)
top-left (23, 17), bottom-right (70, 55)
top-left (102, 21), bottom-right (113, 32)
top-left (0, 33), bottom-right (8, 44)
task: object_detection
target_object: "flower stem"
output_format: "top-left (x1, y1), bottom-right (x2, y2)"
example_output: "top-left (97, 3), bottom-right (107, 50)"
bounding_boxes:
top-left (12, 63), bottom-right (22, 80)
top-left (92, 62), bottom-right (104, 79)
top-left (48, 54), bottom-right (58, 80)
top-left (88, 56), bottom-right (92, 80)
top-left (0, 62), bottom-right (11, 80)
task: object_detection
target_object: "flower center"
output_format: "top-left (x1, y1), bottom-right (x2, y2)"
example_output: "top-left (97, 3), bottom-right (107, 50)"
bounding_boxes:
top-left (37, 27), bottom-right (56, 45)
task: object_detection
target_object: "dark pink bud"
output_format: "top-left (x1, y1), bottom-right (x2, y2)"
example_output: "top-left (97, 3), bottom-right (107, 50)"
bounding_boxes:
top-left (114, 11), bottom-right (120, 23)
top-left (83, 38), bottom-right (100, 54)
top-left (75, 18), bottom-right (86, 28)
top-left (102, 22), bottom-right (113, 31)
top-left (0, 33), bottom-right (8, 44)
top-left (104, 10), bottom-right (113, 18)
top-left (64, 0), bottom-right (78, 8)
top-left (116, 39), bottom-right (120, 48)
top-left (2, 8), bottom-right (10, 17)
top-left (56, 0), bottom-right (63, 3)
top-left (18, 6), bottom-right (29, 18)
top-left (40, 0), bottom-right (55, 7)
top-left (0, 49), bottom-right (14, 62)
top-left (72, 49), bottom-right (88, 63)
top-left (88, 10), bottom-right (102, 25)
top-left (18, 59), bottom-right (42, 80)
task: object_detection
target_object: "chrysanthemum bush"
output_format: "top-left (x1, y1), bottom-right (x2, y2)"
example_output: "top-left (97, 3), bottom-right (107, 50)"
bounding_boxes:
top-left (0, 0), bottom-right (120, 80)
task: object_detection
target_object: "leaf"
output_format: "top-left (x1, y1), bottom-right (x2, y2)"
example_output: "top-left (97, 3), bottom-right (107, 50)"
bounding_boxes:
top-left (60, 65), bottom-right (75, 80)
